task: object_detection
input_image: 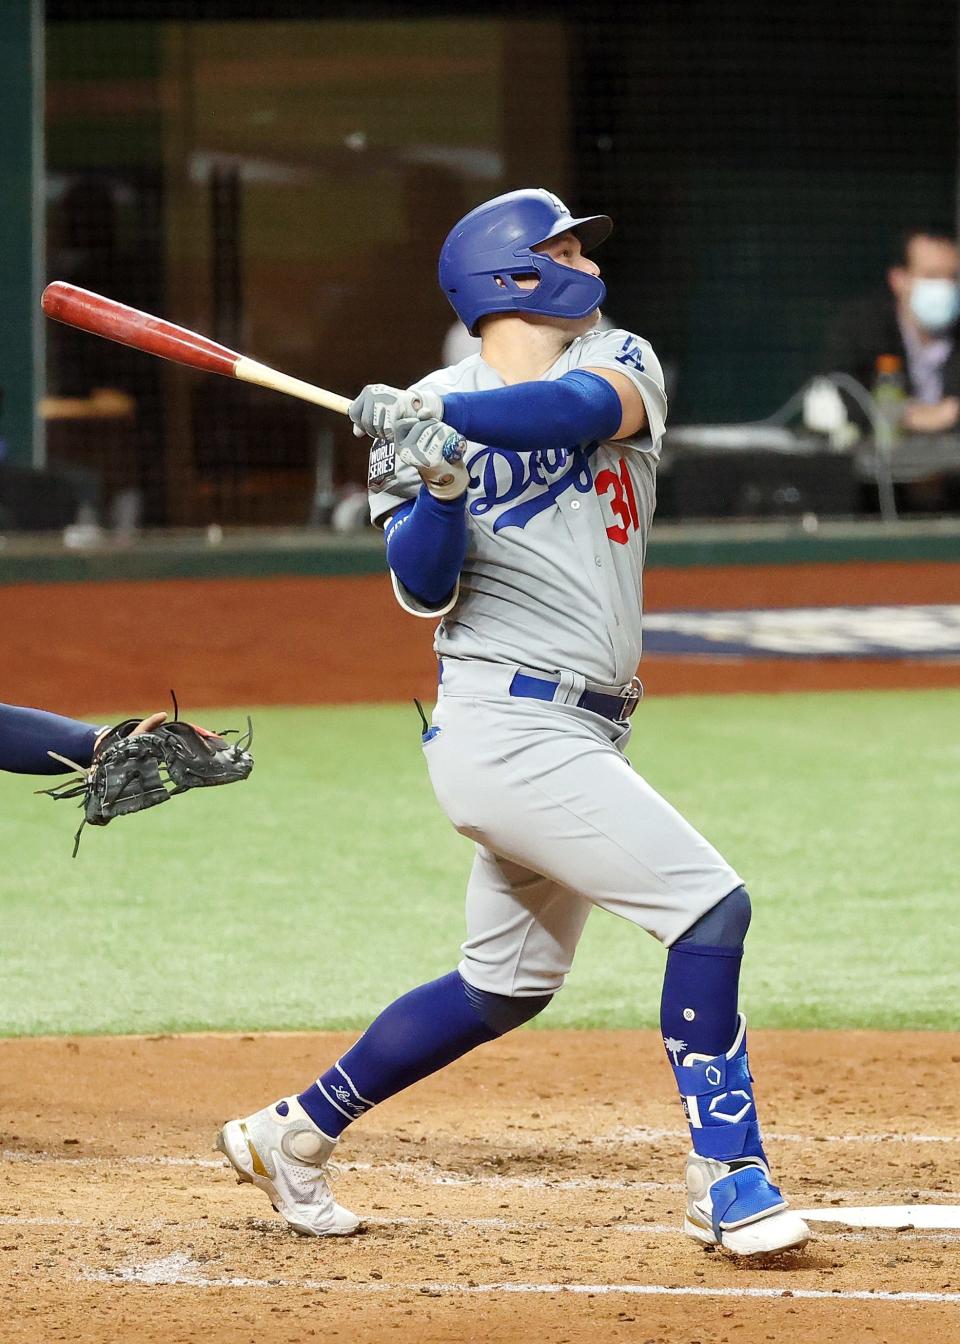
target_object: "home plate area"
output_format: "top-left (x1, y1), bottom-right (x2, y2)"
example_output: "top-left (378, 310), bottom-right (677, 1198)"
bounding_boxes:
top-left (642, 604), bottom-right (960, 658)
top-left (3, 1030), bottom-right (960, 1343)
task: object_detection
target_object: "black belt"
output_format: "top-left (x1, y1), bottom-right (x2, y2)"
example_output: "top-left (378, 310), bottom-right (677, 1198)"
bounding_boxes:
top-left (508, 671), bottom-right (642, 721)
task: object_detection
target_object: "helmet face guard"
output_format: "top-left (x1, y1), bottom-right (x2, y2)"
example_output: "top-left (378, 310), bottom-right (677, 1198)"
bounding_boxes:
top-left (439, 188), bottom-right (612, 336)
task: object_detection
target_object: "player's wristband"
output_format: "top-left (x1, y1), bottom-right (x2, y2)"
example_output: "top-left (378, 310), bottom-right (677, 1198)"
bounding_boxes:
top-left (384, 486), bottom-right (468, 607)
top-left (0, 702), bottom-right (101, 775)
top-left (442, 369), bottom-right (622, 452)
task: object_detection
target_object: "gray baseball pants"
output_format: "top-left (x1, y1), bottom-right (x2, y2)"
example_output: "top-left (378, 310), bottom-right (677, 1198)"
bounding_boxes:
top-left (423, 658), bottom-right (742, 998)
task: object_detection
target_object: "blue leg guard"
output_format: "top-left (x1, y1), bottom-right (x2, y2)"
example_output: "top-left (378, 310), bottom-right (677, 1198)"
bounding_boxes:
top-left (674, 1014), bottom-right (809, 1251)
top-left (669, 1012), bottom-right (766, 1164)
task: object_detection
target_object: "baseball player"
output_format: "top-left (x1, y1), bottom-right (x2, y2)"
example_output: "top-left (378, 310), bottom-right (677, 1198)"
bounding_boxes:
top-left (218, 189), bottom-right (810, 1256)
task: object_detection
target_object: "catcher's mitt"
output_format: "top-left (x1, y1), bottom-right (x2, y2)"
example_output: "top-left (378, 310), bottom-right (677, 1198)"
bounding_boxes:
top-left (39, 712), bottom-right (254, 855)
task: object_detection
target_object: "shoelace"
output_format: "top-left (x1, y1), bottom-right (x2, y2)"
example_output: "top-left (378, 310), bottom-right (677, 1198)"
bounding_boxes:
top-left (298, 1158), bottom-right (342, 1185)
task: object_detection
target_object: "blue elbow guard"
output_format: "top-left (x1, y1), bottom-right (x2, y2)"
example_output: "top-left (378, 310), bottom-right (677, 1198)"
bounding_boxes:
top-left (442, 369), bottom-right (622, 452)
top-left (385, 487), bottom-right (468, 607)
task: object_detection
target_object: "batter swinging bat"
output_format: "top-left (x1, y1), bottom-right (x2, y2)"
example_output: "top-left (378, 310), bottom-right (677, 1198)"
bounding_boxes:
top-left (41, 282), bottom-right (352, 416)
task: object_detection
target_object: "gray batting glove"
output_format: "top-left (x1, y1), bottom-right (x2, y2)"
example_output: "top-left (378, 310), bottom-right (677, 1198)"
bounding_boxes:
top-left (349, 384), bottom-right (444, 439)
top-left (394, 416), bottom-right (469, 500)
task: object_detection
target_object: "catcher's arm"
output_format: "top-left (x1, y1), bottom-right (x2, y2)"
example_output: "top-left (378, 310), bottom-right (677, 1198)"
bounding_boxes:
top-left (0, 703), bottom-right (167, 776)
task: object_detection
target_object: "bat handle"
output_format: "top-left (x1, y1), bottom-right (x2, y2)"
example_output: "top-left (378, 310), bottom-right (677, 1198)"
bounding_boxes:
top-left (234, 357), bottom-right (352, 416)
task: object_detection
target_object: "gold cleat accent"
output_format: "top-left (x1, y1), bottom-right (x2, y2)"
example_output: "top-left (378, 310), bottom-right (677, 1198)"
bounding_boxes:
top-left (240, 1121), bottom-right (270, 1177)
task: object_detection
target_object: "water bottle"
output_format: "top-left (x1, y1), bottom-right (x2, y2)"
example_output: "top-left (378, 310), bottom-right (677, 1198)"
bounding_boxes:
top-left (872, 354), bottom-right (906, 454)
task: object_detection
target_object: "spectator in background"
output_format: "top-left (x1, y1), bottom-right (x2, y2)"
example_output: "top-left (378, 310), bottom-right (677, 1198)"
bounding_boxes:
top-left (821, 227), bottom-right (960, 433)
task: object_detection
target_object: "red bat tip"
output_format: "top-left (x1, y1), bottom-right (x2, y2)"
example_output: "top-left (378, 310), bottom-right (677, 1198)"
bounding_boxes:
top-left (41, 280), bottom-right (71, 316)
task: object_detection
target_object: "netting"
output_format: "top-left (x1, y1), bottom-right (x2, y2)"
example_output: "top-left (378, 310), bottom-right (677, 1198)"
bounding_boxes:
top-left (573, 1), bottom-right (958, 424)
top-left (43, 1), bottom-right (958, 523)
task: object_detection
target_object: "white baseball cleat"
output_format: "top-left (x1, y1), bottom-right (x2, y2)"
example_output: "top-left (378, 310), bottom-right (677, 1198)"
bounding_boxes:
top-left (216, 1095), bottom-right (360, 1237)
top-left (683, 1152), bottom-right (811, 1255)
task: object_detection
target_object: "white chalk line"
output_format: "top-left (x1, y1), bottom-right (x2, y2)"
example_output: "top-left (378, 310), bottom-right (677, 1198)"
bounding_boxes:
top-left (2, 1150), bottom-right (224, 1170)
top-left (78, 1253), bottom-right (960, 1303)
top-left (6, 1211), bottom-right (959, 1246)
top-left (1, 1150), bottom-right (672, 1190)
top-left (0, 1149), bottom-right (704, 1192)
top-left (362, 1215), bottom-right (949, 1241)
top-left (427, 1171), bottom-right (672, 1192)
top-left (6, 1121), bottom-right (959, 1172)
top-left (3, 1149), bottom-right (957, 1202)
top-left (611, 1126), bottom-right (960, 1147)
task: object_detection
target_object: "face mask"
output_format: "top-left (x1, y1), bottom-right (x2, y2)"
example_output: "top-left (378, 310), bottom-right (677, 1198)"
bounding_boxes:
top-left (909, 277), bottom-right (960, 332)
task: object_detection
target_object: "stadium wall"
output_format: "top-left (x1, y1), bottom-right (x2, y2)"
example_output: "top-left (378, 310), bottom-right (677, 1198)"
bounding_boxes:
top-left (3, 526), bottom-right (957, 711)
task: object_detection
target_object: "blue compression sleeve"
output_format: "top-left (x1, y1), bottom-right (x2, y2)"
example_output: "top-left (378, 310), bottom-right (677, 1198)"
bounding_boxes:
top-left (442, 368), bottom-right (622, 452)
top-left (0, 703), bottom-right (101, 775)
top-left (384, 485), bottom-right (468, 607)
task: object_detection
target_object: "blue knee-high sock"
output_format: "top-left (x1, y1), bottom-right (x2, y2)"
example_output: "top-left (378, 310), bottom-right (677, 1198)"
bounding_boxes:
top-left (660, 886), bottom-right (750, 1060)
top-left (662, 887), bottom-right (768, 1165)
top-left (298, 971), bottom-right (549, 1138)
top-left (660, 944), bottom-right (742, 1059)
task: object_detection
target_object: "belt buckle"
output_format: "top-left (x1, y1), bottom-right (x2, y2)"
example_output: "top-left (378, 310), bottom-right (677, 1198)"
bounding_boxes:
top-left (619, 676), bottom-right (643, 718)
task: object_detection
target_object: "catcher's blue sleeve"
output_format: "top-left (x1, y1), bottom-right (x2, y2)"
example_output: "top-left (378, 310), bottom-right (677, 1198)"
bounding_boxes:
top-left (0, 703), bottom-right (101, 775)
top-left (384, 485), bottom-right (467, 606)
top-left (442, 369), bottom-right (622, 452)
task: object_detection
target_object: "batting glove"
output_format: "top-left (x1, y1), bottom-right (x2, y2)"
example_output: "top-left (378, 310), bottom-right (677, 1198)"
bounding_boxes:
top-left (349, 384), bottom-right (444, 439)
top-left (394, 416), bottom-right (469, 500)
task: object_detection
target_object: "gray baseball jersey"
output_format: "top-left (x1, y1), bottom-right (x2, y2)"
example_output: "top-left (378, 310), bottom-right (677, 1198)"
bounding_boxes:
top-left (368, 326), bottom-right (741, 994)
top-left (369, 327), bottom-right (666, 686)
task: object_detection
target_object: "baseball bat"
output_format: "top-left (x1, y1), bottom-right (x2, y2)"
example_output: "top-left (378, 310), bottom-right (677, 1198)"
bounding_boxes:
top-left (41, 281), bottom-right (352, 416)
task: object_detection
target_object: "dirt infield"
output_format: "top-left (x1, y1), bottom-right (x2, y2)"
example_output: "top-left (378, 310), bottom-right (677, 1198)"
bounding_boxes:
top-left (3, 1029), bottom-right (959, 1343)
top-left (3, 561), bottom-right (959, 715)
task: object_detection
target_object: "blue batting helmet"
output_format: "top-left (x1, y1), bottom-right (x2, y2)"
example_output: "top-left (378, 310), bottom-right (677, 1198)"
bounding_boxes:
top-left (438, 188), bottom-right (612, 335)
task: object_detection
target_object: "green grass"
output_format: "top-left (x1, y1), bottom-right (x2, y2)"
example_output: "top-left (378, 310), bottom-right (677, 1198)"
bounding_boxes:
top-left (1, 690), bottom-right (957, 1036)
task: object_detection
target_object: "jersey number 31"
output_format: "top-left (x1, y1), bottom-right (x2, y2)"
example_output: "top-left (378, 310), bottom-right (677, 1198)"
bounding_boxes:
top-left (595, 456), bottom-right (640, 545)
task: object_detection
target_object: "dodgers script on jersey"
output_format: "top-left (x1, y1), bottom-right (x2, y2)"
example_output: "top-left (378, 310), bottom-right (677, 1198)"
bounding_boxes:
top-left (369, 327), bottom-right (667, 687)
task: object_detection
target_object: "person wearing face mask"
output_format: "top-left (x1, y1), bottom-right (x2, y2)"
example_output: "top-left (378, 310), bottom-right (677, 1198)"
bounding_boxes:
top-left (821, 227), bottom-right (960, 434)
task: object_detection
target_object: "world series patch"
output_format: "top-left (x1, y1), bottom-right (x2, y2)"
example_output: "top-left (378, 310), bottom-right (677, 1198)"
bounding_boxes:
top-left (368, 437), bottom-right (396, 492)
